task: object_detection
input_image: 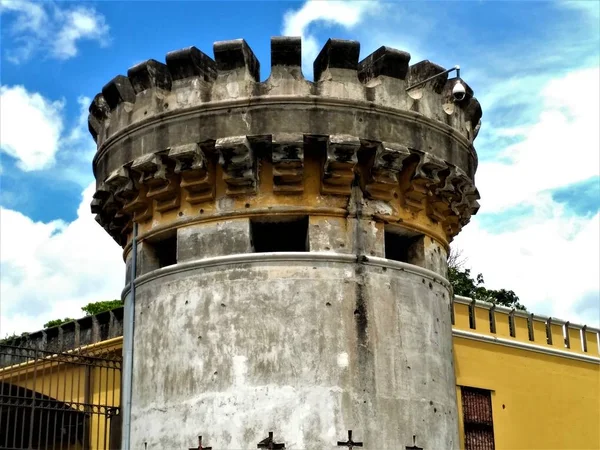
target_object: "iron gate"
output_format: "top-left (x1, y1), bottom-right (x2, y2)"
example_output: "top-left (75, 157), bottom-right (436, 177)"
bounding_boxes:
top-left (0, 344), bottom-right (122, 450)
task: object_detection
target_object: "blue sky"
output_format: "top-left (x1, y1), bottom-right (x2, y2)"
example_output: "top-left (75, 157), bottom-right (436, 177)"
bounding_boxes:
top-left (1, 0), bottom-right (599, 335)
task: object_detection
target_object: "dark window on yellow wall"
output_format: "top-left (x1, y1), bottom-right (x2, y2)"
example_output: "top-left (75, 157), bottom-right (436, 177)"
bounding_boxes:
top-left (251, 216), bottom-right (309, 252)
top-left (461, 387), bottom-right (495, 450)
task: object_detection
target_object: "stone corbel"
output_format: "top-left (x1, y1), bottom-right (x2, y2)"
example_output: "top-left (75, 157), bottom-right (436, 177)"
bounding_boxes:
top-left (131, 153), bottom-right (180, 213)
top-left (169, 143), bottom-right (214, 204)
top-left (404, 153), bottom-right (446, 213)
top-left (216, 136), bottom-right (257, 195)
top-left (451, 183), bottom-right (480, 226)
top-left (365, 142), bottom-right (411, 200)
top-left (427, 166), bottom-right (463, 223)
top-left (272, 133), bottom-right (304, 194)
top-left (322, 134), bottom-right (360, 195)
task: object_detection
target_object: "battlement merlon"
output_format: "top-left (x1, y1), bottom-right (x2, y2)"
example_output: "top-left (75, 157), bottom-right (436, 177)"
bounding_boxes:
top-left (89, 37), bottom-right (482, 247)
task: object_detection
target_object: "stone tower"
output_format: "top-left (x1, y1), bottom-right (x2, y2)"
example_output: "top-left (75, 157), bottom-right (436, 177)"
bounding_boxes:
top-left (89, 37), bottom-right (481, 449)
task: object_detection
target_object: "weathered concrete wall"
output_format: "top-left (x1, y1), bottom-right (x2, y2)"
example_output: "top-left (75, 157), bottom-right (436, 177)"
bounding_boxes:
top-left (129, 254), bottom-right (458, 449)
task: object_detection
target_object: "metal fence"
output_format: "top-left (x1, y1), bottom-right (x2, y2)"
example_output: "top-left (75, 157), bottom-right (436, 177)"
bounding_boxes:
top-left (0, 344), bottom-right (121, 450)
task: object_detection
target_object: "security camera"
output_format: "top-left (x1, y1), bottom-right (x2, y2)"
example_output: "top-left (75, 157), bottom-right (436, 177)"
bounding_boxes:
top-left (452, 80), bottom-right (466, 102)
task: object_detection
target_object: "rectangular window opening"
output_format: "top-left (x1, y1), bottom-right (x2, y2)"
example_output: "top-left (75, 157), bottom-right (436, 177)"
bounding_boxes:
top-left (251, 216), bottom-right (309, 253)
top-left (461, 387), bottom-right (495, 450)
top-left (384, 228), bottom-right (425, 266)
top-left (145, 232), bottom-right (177, 269)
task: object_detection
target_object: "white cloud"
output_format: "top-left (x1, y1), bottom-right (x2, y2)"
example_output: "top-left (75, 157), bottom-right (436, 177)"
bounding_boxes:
top-left (0, 0), bottom-right (110, 63)
top-left (0, 85), bottom-right (64, 171)
top-left (0, 86), bottom-right (96, 185)
top-left (476, 67), bottom-right (600, 213)
top-left (0, 183), bottom-right (124, 338)
top-left (454, 67), bottom-right (600, 326)
top-left (282, 0), bottom-right (378, 76)
top-left (454, 203), bottom-right (599, 327)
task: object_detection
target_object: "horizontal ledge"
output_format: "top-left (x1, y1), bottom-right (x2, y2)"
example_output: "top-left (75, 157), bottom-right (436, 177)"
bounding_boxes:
top-left (122, 252), bottom-right (450, 295)
top-left (94, 95), bottom-right (473, 166)
top-left (453, 329), bottom-right (600, 363)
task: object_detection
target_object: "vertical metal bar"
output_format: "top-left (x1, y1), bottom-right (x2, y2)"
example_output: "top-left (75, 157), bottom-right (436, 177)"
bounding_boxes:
top-left (96, 366), bottom-right (101, 450)
top-left (60, 355), bottom-right (68, 449)
top-left (15, 347), bottom-right (26, 448)
top-left (74, 357), bottom-right (82, 449)
top-left (37, 350), bottom-right (47, 449)
top-left (122, 222), bottom-right (138, 450)
top-left (83, 365), bottom-right (91, 450)
top-left (27, 348), bottom-right (39, 449)
top-left (104, 362), bottom-right (110, 449)
top-left (67, 359), bottom-right (75, 449)
top-left (1, 347), bottom-right (7, 448)
top-left (45, 354), bottom-right (54, 450)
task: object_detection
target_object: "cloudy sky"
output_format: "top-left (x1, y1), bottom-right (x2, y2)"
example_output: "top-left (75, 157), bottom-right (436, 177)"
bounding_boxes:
top-left (0, 0), bottom-right (598, 336)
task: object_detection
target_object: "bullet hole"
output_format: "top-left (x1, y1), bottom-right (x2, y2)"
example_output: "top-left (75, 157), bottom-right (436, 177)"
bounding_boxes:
top-left (422, 279), bottom-right (426, 284)
top-left (214, 371), bottom-right (218, 375)
top-left (221, 303), bottom-right (226, 308)
top-left (313, 267), bottom-right (317, 269)
top-left (359, 117), bottom-right (363, 122)
top-left (340, 243), bottom-right (345, 247)
top-left (198, 336), bottom-right (202, 340)
top-left (370, 251), bottom-right (375, 255)
top-left (363, 400), bottom-right (367, 404)
top-left (429, 401), bottom-right (433, 405)
top-left (200, 209), bottom-right (204, 214)
top-left (382, 266), bottom-right (387, 272)
top-left (407, 366), bottom-right (411, 370)
top-left (245, 203), bottom-right (250, 208)
top-left (393, 192), bottom-right (398, 199)
top-left (354, 309), bottom-right (360, 316)
top-left (434, 408), bottom-right (437, 413)
top-left (437, 318), bottom-right (439, 322)
top-left (185, 301), bottom-right (188, 305)
top-left (325, 246), bottom-right (331, 250)
top-left (178, 211), bottom-right (183, 217)
top-left (326, 302), bottom-right (331, 307)
top-left (144, 111), bottom-right (147, 115)
top-left (163, 103), bottom-right (169, 108)
top-left (430, 237), bottom-right (435, 244)
top-left (227, 108), bottom-right (231, 113)
top-left (502, 404), bottom-right (506, 409)
top-left (429, 282), bottom-right (433, 289)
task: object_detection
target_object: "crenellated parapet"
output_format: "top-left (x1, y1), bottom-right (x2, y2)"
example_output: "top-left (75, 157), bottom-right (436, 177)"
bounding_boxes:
top-left (89, 37), bottom-right (481, 248)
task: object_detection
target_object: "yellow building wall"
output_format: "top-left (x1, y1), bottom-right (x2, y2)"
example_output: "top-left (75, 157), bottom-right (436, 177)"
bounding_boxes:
top-left (453, 298), bottom-right (600, 449)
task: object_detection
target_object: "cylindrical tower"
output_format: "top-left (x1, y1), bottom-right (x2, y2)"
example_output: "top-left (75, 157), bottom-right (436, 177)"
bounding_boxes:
top-left (89, 37), bottom-right (481, 449)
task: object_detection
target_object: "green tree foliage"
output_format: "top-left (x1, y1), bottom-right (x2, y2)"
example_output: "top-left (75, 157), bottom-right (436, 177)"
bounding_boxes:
top-left (43, 318), bottom-right (75, 328)
top-left (448, 250), bottom-right (526, 311)
top-left (81, 299), bottom-right (123, 316)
